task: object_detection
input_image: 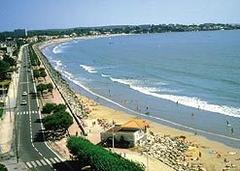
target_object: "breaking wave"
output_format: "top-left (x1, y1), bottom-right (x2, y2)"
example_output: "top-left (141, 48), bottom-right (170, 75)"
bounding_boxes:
top-left (80, 65), bottom-right (98, 74)
top-left (109, 77), bottom-right (240, 117)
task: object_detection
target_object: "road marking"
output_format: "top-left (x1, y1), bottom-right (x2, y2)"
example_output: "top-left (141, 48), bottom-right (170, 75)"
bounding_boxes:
top-left (31, 161), bottom-right (37, 168)
top-left (50, 158), bottom-right (56, 164)
top-left (40, 159), bottom-right (47, 165)
top-left (54, 157), bottom-right (61, 163)
top-left (26, 162), bottom-right (32, 168)
top-left (35, 160), bottom-right (42, 166)
top-left (44, 158), bottom-right (52, 166)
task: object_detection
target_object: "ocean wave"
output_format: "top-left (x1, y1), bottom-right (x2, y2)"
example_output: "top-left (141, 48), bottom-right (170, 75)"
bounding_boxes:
top-left (101, 73), bottom-right (111, 78)
top-left (80, 65), bottom-right (98, 74)
top-left (53, 69), bottom-right (240, 141)
top-left (109, 77), bottom-right (240, 117)
top-left (52, 42), bottom-right (71, 54)
top-left (51, 59), bottom-right (63, 70)
top-left (52, 44), bottom-right (62, 54)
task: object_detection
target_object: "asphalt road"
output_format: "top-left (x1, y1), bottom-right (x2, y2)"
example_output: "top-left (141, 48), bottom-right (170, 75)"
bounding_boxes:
top-left (15, 45), bottom-right (63, 171)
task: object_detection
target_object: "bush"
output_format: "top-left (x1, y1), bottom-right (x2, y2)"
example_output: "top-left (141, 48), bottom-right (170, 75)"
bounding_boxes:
top-left (42, 103), bottom-right (56, 114)
top-left (0, 163), bottom-right (7, 171)
top-left (67, 136), bottom-right (144, 171)
top-left (0, 108), bottom-right (3, 118)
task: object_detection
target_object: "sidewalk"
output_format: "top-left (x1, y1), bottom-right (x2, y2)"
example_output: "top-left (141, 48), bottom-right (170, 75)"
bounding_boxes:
top-left (0, 45), bottom-right (26, 155)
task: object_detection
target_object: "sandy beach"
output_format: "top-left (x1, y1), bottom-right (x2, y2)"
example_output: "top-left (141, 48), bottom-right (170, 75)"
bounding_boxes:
top-left (36, 37), bottom-right (240, 171)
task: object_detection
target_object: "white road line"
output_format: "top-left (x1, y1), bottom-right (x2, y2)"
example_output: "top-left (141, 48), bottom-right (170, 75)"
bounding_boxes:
top-left (44, 158), bottom-right (52, 166)
top-left (54, 157), bottom-right (61, 163)
top-left (31, 161), bottom-right (37, 168)
top-left (26, 162), bottom-right (32, 168)
top-left (35, 160), bottom-right (42, 166)
top-left (50, 158), bottom-right (56, 164)
top-left (40, 159), bottom-right (47, 166)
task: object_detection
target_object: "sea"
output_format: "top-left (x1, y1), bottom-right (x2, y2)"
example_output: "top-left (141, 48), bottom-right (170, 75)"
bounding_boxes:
top-left (42, 30), bottom-right (240, 147)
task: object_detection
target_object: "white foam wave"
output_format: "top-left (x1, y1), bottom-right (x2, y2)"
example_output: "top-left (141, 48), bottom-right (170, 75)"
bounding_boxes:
top-left (52, 45), bottom-right (62, 54)
top-left (101, 73), bottom-right (110, 78)
top-left (52, 42), bottom-right (71, 54)
top-left (51, 60), bottom-right (63, 70)
top-left (110, 77), bottom-right (240, 117)
top-left (57, 70), bottom-right (240, 141)
top-left (80, 65), bottom-right (98, 74)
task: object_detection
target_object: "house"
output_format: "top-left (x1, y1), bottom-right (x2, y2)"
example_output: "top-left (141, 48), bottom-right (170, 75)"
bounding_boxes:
top-left (100, 119), bottom-right (149, 148)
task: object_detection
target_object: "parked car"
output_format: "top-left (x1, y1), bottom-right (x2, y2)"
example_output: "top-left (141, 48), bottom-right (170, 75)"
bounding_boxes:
top-left (20, 100), bottom-right (27, 105)
top-left (22, 91), bottom-right (28, 96)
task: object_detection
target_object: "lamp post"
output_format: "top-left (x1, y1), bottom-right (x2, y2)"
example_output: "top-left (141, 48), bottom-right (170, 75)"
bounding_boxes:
top-left (112, 122), bottom-right (115, 152)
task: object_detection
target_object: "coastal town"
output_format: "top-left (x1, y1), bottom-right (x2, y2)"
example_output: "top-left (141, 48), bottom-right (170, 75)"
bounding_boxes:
top-left (0, 25), bottom-right (240, 171)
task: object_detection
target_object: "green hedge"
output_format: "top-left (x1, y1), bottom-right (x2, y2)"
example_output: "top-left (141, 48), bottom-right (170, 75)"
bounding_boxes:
top-left (67, 136), bottom-right (145, 171)
top-left (0, 163), bottom-right (7, 171)
top-left (0, 108), bottom-right (3, 118)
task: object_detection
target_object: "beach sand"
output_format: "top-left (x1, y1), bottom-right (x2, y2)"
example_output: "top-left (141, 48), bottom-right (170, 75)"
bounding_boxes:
top-left (77, 94), bottom-right (240, 171)
top-left (37, 37), bottom-right (240, 171)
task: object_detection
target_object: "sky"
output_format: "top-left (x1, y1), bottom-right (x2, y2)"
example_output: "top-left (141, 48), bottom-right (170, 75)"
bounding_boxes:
top-left (0, 0), bottom-right (240, 32)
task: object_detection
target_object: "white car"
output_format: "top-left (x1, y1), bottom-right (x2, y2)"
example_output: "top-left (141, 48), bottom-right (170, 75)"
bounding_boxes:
top-left (22, 91), bottom-right (28, 96)
top-left (21, 100), bottom-right (27, 105)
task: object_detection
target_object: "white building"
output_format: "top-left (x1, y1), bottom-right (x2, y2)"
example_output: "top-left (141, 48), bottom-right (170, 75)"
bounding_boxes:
top-left (101, 119), bottom-right (149, 147)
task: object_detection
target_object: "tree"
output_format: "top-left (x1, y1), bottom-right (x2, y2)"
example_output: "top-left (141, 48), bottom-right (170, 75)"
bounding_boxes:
top-left (0, 163), bottom-right (8, 171)
top-left (36, 83), bottom-right (47, 95)
top-left (33, 69), bottom-right (40, 78)
top-left (0, 60), bottom-right (10, 80)
top-left (43, 111), bottom-right (73, 132)
top-left (54, 104), bottom-right (66, 113)
top-left (3, 56), bottom-right (16, 66)
top-left (42, 103), bottom-right (57, 114)
top-left (46, 83), bottom-right (53, 95)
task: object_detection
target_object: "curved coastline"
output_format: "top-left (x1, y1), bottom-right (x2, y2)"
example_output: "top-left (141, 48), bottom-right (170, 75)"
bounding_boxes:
top-left (39, 35), bottom-right (240, 149)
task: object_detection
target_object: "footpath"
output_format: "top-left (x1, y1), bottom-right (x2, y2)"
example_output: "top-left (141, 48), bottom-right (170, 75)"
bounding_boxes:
top-left (0, 45), bottom-right (27, 155)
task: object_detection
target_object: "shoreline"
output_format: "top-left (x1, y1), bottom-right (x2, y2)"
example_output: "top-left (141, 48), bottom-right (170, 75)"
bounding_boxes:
top-left (37, 36), bottom-right (240, 170)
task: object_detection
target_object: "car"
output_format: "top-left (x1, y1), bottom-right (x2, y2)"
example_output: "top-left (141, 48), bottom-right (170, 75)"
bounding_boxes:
top-left (28, 69), bottom-right (31, 72)
top-left (22, 91), bottom-right (28, 96)
top-left (20, 100), bottom-right (27, 105)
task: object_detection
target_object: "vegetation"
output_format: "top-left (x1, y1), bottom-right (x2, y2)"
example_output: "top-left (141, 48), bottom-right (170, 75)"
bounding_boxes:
top-left (42, 103), bottom-right (67, 114)
top-left (33, 68), bottom-right (47, 79)
top-left (0, 108), bottom-right (3, 118)
top-left (2, 56), bottom-right (16, 66)
top-left (0, 163), bottom-right (7, 171)
top-left (0, 60), bottom-right (10, 80)
top-left (43, 110), bottom-right (73, 131)
top-left (42, 103), bottom-right (57, 114)
top-left (67, 136), bottom-right (145, 171)
top-left (29, 45), bottom-right (40, 66)
top-left (42, 103), bottom-right (72, 139)
top-left (36, 83), bottom-right (54, 95)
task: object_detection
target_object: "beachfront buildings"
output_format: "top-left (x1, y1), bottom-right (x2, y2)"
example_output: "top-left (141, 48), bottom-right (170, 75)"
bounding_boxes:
top-left (101, 119), bottom-right (149, 147)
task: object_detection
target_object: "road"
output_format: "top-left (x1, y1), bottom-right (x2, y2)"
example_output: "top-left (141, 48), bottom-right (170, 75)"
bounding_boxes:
top-left (15, 45), bottom-right (63, 171)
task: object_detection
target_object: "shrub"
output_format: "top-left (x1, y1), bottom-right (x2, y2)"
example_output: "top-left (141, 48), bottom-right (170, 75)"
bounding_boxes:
top-left (0, 163), bottom-right (8, 171)
top-left (67, 136), bottom-right (144, 171)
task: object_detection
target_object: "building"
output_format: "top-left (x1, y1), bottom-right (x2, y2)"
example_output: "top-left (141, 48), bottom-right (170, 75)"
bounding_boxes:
top-left (100, 119), bottom-right (149, 148)
top-left (14, 29), bottom-right (27, 37)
